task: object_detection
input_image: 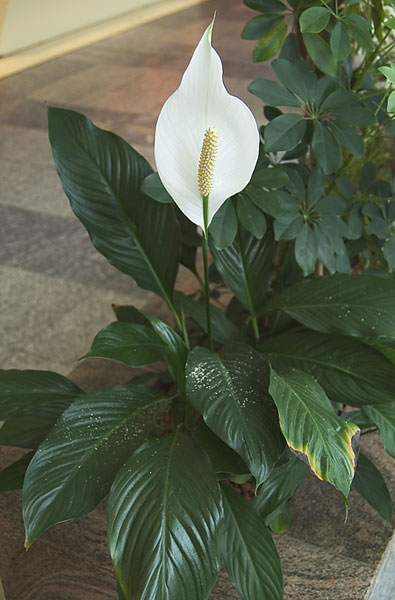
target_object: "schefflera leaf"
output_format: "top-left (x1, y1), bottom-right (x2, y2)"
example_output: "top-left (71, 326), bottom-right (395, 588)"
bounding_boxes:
top-left (269, 368), bottom-right (360, 497)
top-left (107, 428), bottom-right (222, 600)
top-left (220, 484), bottom-right (283, 600)
top-left (23, 383), bottom-right (170, 547)
top-left (186, 343), bottom-right (285, 486)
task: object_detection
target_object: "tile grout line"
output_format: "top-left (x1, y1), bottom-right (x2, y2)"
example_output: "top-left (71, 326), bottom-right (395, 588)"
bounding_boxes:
top-left (0, 0), bottom-right (209, 79)
top-left (364, 532), bottom-right (395, 599)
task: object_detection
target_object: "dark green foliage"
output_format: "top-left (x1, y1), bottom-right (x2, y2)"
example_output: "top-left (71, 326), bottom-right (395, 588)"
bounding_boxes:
top-left (2, 5), bottom-right (394, 599)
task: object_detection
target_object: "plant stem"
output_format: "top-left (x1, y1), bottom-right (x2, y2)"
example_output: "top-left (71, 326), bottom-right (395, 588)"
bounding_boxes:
top-left (180, 308), bottom-right (190, 350)
top-left (202, 195), bottom-right (213, 351)
top-left (319, 0), bottom-right (337, 18)
top-left (374, 88), bottom-right (390, 116)
top-left (251, 315), bottom-right (260, 342)
top-left (353, 31), bottom-right (391, 91)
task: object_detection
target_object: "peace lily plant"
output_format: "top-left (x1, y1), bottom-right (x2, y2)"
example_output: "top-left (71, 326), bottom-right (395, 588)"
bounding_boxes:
top-left (1, 4), bottom-right (395, 599)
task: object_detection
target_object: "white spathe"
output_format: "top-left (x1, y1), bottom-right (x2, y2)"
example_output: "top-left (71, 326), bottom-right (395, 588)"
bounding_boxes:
top-left (154, 19), bottom-right (260, 230)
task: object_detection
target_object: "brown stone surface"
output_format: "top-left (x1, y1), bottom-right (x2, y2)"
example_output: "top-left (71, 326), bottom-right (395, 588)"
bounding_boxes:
top-left (0, 0), bottom-right (394, 596)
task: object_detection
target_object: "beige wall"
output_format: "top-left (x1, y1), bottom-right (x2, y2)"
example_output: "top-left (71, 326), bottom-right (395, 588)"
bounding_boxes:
top-left (0, 0), bottom-right (161, 56)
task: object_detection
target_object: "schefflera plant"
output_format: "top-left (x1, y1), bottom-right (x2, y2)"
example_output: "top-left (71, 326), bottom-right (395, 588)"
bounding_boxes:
top-left (0, 17), bottom-right (395, 600)
top-left (243, 0), bottom-right (395, 275)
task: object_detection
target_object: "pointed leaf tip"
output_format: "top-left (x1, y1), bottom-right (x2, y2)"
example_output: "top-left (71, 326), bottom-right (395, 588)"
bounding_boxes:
top-left (155, 20), bottom-right (259, 229)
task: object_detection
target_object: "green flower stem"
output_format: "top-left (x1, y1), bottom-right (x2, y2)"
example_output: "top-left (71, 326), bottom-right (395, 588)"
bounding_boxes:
top-left (180, 308), bottom-right (190, 350)
top-left (202, 195), bottom-right (213, 352)
top-left (375, 88), bottom-right (390, 116)
top-left (353, 31), bottom-right (391, 91)
top-left (251, 314), bottom-right (260, 342)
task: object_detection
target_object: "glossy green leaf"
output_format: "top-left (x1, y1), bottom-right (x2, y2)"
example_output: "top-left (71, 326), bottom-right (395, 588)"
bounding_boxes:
top-left (186, 344), bottom-right (284, 486)
top-left (352, 452), bottom-right (392, 523)
top-left (209, 198), bottom-right (238, 250)
top-left (83, 322), bottom-right (166, 366)
top-left (210, 226), bottom-right (276, 313)
top-left (344, 14), bottom-right (374, 51)
top-left (269, 369), bottom-right (360, 496)
top-left (261, 330), bottom-right (395, 407)
top-left (299, 6), bottom-right (331, 33)
top-left (248, 78), bottom-right (301, 107)
top-left (193, 423), bottom-right (249, 478)
top-left (253, 21), bottom-right (287, 62)
top-left (265, 114), bottom-right (306, 152)
top-left (0, 451), bottom-right (34, 493)
top-left (48, 107), bottom-right (180, 300)
top-left (267, 274), bottom-right (395, 339)
top-left (174, 291), bottom-right (240, 345)
top-left (146, 315), bottom-right (189, 396)
top-left (312, 122), bottom-right (341, 174)
top-left (0, 370), bottom-right (83, 420)
top-left (23, 383), bottom-right (170, 546)
top-left (140, 172), bottom-right (173, 203)
top-left (237, 195), bottom-right (267, 239)
top-left (220, 484), bottom-right (283, 600)
top-left (302, 33), bottom-right (337, 76)
top-left (295, 224), bottom-right (318, 275)
top-left (254, 451), bottom-right (309, 518)
top-left (107, 429), bottom-right (222, 600)
top-left (242, 14), bottom-right (284, 40)
top-left (266, 501), bottom-right (290, 533)
top-left (363, 404), bottom-right (395, 458)
top-left (330, 22), bottom-right (351, 60)
top-left (272, 58), bottom-right (318, 102)
top-left (178, 211), bottom-right (200, 275)
top-left (112, 304), bottom-right (150, 325)
top-left (0, 418), bottom-right (56, 449)
top-left (117, 581), bottom-right (127, 600)
top-left (345, 409), bottom-right (374, 430)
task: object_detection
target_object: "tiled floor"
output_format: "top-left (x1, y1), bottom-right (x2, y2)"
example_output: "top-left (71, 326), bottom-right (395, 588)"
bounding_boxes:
top-left (2, 4), bottom-right (393, 600)
top-left (0, 0), bottom-right (264, 376)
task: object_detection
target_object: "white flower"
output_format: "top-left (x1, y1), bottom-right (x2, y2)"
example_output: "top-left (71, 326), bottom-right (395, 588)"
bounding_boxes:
top-left (154, 19), bottom-right (260, 231)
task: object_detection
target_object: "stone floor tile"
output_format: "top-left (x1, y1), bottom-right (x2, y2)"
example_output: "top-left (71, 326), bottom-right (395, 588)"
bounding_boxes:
top-left (0, 345), bottom-right (71, 374)
top-left (0, 160), bottom-right (71, 217)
